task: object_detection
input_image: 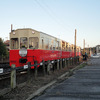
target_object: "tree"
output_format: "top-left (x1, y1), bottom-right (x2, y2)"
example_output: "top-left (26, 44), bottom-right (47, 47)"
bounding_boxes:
top-left (0, 38), bottom-right (8, 59)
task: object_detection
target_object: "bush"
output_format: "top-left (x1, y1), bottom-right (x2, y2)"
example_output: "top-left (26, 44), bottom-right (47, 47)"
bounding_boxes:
top-left (0, 38), bottom-right (8, 59)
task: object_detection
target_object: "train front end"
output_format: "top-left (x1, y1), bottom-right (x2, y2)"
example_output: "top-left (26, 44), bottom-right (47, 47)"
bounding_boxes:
top-left (9, 28), bottom-right (40, 69)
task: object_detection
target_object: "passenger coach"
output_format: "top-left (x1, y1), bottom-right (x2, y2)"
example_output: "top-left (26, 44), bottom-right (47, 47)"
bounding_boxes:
top-left (9, 28), bottom-right (81, 69)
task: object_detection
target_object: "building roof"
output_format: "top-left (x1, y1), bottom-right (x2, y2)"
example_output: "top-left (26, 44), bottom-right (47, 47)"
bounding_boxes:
top-left (4, 40), bottom-right (10, 46)
top-left (96, 45), bottom-right (100, 47)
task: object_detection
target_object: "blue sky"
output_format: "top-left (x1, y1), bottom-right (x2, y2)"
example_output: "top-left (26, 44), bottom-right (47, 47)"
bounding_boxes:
top-left (0, 0), bottom-right (100, 48)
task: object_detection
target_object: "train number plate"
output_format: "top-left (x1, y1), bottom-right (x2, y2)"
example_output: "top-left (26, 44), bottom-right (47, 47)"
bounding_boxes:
top-left (24, 65), bottom-right (28, 69)
top-left (0, 68), bottom-right (3, 73)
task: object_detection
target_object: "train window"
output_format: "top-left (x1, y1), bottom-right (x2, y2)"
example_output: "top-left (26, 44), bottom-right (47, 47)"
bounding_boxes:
top-left (11, 38), bottom-right (19, 49)
top-left (20, 37), bottom-right (28, 48)
top-left (72, 46), bottom-right (74, 51)
top-left (53, 40), bottom-right (56, 50)
top-left (50, 45), bottom-right (52, 50)
top-left (45, 38), bottom-right (49, 50)
top-left (56, 41), bottom-right (59, 50)
top-left (71, 45), bottom-right (73, 51)
top-left (69, 45), bottom-right (71, 51)
top-left (62, 41), bottom-right (65, 51)
top-left (66, 43), bottom-right (68, 51)
top-left (77, 48), bottom-right (79, 52)
top-left (29, 37), bottom-right (39, 49)
top-left (49, 39), bottom-right (52, 50)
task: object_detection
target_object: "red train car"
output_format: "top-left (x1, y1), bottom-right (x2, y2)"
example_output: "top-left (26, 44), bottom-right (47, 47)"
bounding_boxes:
top-left (9, 28), bottom-right (81, 68)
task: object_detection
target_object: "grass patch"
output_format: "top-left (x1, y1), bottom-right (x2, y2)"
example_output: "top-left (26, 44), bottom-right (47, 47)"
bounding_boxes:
top-left (79, 63), bottom-right (87, 68)
top-left (68, 63), bottom-right (87, 76)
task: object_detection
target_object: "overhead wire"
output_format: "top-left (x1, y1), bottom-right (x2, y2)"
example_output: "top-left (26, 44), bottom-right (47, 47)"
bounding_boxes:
top-left (34, 0), bottom-right (73, 34)
top-left (41, 0), bottom-right (73, 32)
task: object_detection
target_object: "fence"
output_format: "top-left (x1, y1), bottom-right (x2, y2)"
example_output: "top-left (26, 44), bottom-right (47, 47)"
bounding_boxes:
top-left (0, 56), bottom-right (9, 63)
top-left (0, 57), bottom-right (80, 89)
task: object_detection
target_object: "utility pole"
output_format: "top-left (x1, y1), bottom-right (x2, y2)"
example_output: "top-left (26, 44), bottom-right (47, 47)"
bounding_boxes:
top-left (74, 29), bottom-right (77, 57)
top-left (11, 24), bottom-right (13, 32)
top-left (88, 45), bottom-right (89, 56)
top-left (74, 29), bottom-right (77, 64)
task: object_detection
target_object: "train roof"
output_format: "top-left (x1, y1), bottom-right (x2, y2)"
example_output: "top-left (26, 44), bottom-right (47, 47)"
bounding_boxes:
top-left (10, 28), bottom-right (38, 33)
top-left (10, 28), bottom-right (81, 48)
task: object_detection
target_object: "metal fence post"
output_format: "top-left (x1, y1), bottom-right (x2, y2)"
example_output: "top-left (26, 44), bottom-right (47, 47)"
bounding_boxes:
top-left (34, 61), bottom-right (38, 78)
top-left (11, 64), bottom-right (16, 89)
top-left (75, 57), bottom-right (77, 64)
top-left (57, 59), bottom-right (59, 70)
top-left (47, 60), bottom-right (50, 75)
top-left (70, 58), bottom-right (72, 66)
top-left (66, 59), bottom-right (68, 68)
top-left (72, 58), bottom-right (74, 65)
top-left (53, 61), bottom-right (55, 72)
top-left (65, 58), bottom-right (67, 67)
top-left (74, 57), bottom-right (75, 64)
top-left (68, 58), bottom-right (70, 67)
top-left (63, 59), bottom-right (65, 68)
top-left (71, 58), bottom-right (73, 66)
top-left (42, 60), bottom-right (45, 76)
top-left (60, 59), bottom-right (62, 69)
top-left (73, 58), bottom-right (74, 65)
top-left (76, 57), bottom-right (77, 63)
top-left (69, 58), bottom-right (71, 66)
top-left (27, 62), bottom-right (31, 81)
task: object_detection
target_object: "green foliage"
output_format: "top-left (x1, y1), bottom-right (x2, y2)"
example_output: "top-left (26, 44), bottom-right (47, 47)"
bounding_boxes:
top-left (0, 38), bottom-right (8, 58)
top-left (79, 63), bottom-right (87, 68)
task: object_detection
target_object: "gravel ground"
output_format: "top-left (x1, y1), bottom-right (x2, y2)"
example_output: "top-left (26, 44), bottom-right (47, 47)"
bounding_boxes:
top-left (0, 64), bottom-right (78, 100)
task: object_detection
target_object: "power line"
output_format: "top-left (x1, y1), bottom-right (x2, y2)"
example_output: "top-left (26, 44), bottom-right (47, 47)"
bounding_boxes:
top-left (41, 0), bottom-right (73, 31)
top-left (34, 0), bottom-right (73, 33)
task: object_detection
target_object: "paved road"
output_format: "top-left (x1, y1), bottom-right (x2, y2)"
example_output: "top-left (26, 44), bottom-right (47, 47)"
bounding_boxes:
top-left (32, 58), bottom-right (100, 100)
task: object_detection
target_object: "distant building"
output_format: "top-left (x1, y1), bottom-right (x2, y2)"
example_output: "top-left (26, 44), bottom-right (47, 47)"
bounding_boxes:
top-left (85, 48), bottom-right (90, 55)
top-left (82, 47), bottom-right (96, 56)
top-left (90, 47), bottom-right (96, 55)
top-left (96, 45), bottom-right (100, 54)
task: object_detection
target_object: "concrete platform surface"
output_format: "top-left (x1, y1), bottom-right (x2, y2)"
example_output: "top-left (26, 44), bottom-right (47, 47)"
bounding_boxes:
top-left (32, 58), bottom-right (100, 100)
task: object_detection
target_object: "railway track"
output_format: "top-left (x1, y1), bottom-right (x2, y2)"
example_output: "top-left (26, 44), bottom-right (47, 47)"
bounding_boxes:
top-left (0, 72), bottom-right (11, 80)
top-left (0, 62), bottom-right (28, 81)
top-left (0, 61), bottom-right (9, 64)
top-left (0, 69), bottom-right (28, 81)
top-left (0, 62), bottom-right (10, 69)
